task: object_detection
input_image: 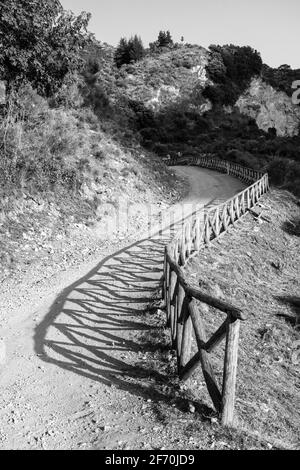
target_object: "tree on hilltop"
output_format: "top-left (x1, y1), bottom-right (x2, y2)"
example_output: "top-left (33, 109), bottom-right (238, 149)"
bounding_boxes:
top-left (114, 38), bottom-right (131, 68)
top-left (114, 35), bottom-right (145, 68)
top-left (129, 35), bottom-right (146, 62)
top-left (149, 30), bottom-right (174, 53)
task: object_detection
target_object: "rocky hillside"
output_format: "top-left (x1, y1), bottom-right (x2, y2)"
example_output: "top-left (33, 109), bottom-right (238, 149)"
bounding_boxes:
top-left (237, 77), bottom-right (300, 137)
top-left (116, 46), bottom-right (211, 113)
top-left (88, 42), bottom-right (299, 196)
top-left (93, 43), bottom-right (300, 137)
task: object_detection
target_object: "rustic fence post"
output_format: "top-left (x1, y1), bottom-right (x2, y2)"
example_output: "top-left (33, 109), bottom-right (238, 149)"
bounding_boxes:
top-left (165, 259), bottom-right (170, 327)
top-left (169, 270), bottom-right (177, 347)
top-left (221, 317), bottom-right (241, 426)
top-left (179, 299), bottom-right (192, 370)
top-left (162, 248), bottom-right (167, 303)
top-left (176, 285), bottom-right (185, 364)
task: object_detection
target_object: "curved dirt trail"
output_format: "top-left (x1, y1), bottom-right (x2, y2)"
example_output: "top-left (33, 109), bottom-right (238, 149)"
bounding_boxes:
top-left (0, 167), bottom-right (245, 450)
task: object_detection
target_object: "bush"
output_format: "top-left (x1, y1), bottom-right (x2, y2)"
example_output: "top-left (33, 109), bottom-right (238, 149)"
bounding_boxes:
top-left (204, 44), bottom-right (263, 106)
top-left (225, 149), bottom-right (259, 169)
top-left (267, 157), bottom-right (300, 196)
top-left (0, 0), bottom-right (91, 97)
top-left (49, 73), bottom-right (85, 109)
top-left (267, 158), bottom-right (290, 185)
top-left (0, 85), bottom-right (94, 193)
top-left (262, 64), bottom-right (300, 97)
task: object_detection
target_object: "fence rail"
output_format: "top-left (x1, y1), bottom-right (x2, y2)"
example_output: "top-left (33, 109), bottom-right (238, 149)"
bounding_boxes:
top-left (162, 155), bottom-right (269, 426)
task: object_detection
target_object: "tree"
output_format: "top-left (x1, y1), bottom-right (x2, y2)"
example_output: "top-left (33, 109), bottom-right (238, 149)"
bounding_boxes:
top-left (204, 44), bottom-right (263, 106)
top-left (149, 30), bottom-right (174, 53)
top-left (0, 0), bottom-right (91, 96)
top-left (157, 30), bottom-right (173, 48)
top-left (129, 35), bottom-right (145, 63)
top-left (114, 38), bottom-right (131, 68)
top-left (165, 31), bottom-right (173, 47)
top-left (114, 35), bottom-right (145, 68)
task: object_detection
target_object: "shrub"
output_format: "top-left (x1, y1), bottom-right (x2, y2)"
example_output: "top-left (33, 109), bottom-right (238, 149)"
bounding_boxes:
top-left (267, 158), bottom-right (290, 186)
top-left (204, 44), bottom-right (263, 106)
top-left (262, 64), bottom-right (300, 97)
top-left (225, 149), bottom-right (259, 169)
top-left (0, 85), bottom-right (93, 193)
top-left (266, 157), bottom-right (300, 196)
top-left (0, 0), bottom-right (91, 97)
top-left (49, 73), bottom-right (85, 109)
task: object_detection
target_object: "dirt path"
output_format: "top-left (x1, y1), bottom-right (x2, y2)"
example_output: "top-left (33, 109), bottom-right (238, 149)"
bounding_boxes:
top-left (0, 167), bottom-right (245, 450)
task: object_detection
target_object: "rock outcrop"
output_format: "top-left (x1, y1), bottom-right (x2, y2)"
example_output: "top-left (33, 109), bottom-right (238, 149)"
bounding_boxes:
top-left (0, 81), bottom-right (6, 104)
top-left (236, 77), bottom-right (300, 137)
top-left (146, 85), bottom-right (180, 111)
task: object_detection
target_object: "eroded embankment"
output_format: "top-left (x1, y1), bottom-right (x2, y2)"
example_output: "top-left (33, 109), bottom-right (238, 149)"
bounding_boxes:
top-left (182, 189), bottom-right (300, 448)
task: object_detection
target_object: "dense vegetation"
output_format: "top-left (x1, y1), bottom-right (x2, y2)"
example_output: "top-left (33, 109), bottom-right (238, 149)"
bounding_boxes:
top-left (0, 0), bottom-right (91, 96)
top-left (262, 64), bottom-right (300, 97)
top-left (203, 45), bottom-right (263, 106)
top-left (134, 100), bottom-right (300, 196)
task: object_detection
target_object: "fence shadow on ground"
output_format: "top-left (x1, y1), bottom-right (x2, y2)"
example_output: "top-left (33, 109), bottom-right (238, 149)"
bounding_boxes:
top-left (34, 206), bottom-right (218, 421)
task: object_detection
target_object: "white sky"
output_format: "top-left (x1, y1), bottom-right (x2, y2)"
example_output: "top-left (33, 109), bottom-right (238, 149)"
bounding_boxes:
top-left (61, 0), bottom-right (300, 68)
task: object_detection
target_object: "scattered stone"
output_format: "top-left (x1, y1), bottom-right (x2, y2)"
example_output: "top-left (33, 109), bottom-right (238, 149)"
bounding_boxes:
top-left (156, 309), bottom-right (165, 317)
top-left (101, 425), bottom-right (111, 432)
top-left (271, 261), bottom-right (282, 271)
top-left (260, 403), bottom-right (270, 413)
top-left (188, 402), bottom-right (196, 413)
top-left (211, 284), bottom-right (225, 299)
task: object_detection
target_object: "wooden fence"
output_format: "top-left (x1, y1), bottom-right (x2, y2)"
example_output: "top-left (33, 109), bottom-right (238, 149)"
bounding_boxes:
top-left (162, 155), bottom-right (269, 426)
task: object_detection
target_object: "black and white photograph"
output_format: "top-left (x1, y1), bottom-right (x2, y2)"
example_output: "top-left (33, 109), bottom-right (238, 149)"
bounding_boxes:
top-left (0, 0), bottom-right (299, 454)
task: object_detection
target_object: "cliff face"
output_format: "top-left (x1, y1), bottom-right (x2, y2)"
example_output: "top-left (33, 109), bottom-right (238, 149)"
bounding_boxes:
top-left (236, 77), bottom-right (300, 137)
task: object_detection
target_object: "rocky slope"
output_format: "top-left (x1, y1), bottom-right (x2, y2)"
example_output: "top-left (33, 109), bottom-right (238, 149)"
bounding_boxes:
top-left (94, 45), bottom-right (212, 117)
top-left (120, 46), bottom-right (211, 112)
top-left (236, 77), bottom-right (300, 137)
top-left (100, 44), bottom-right (300, 137)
